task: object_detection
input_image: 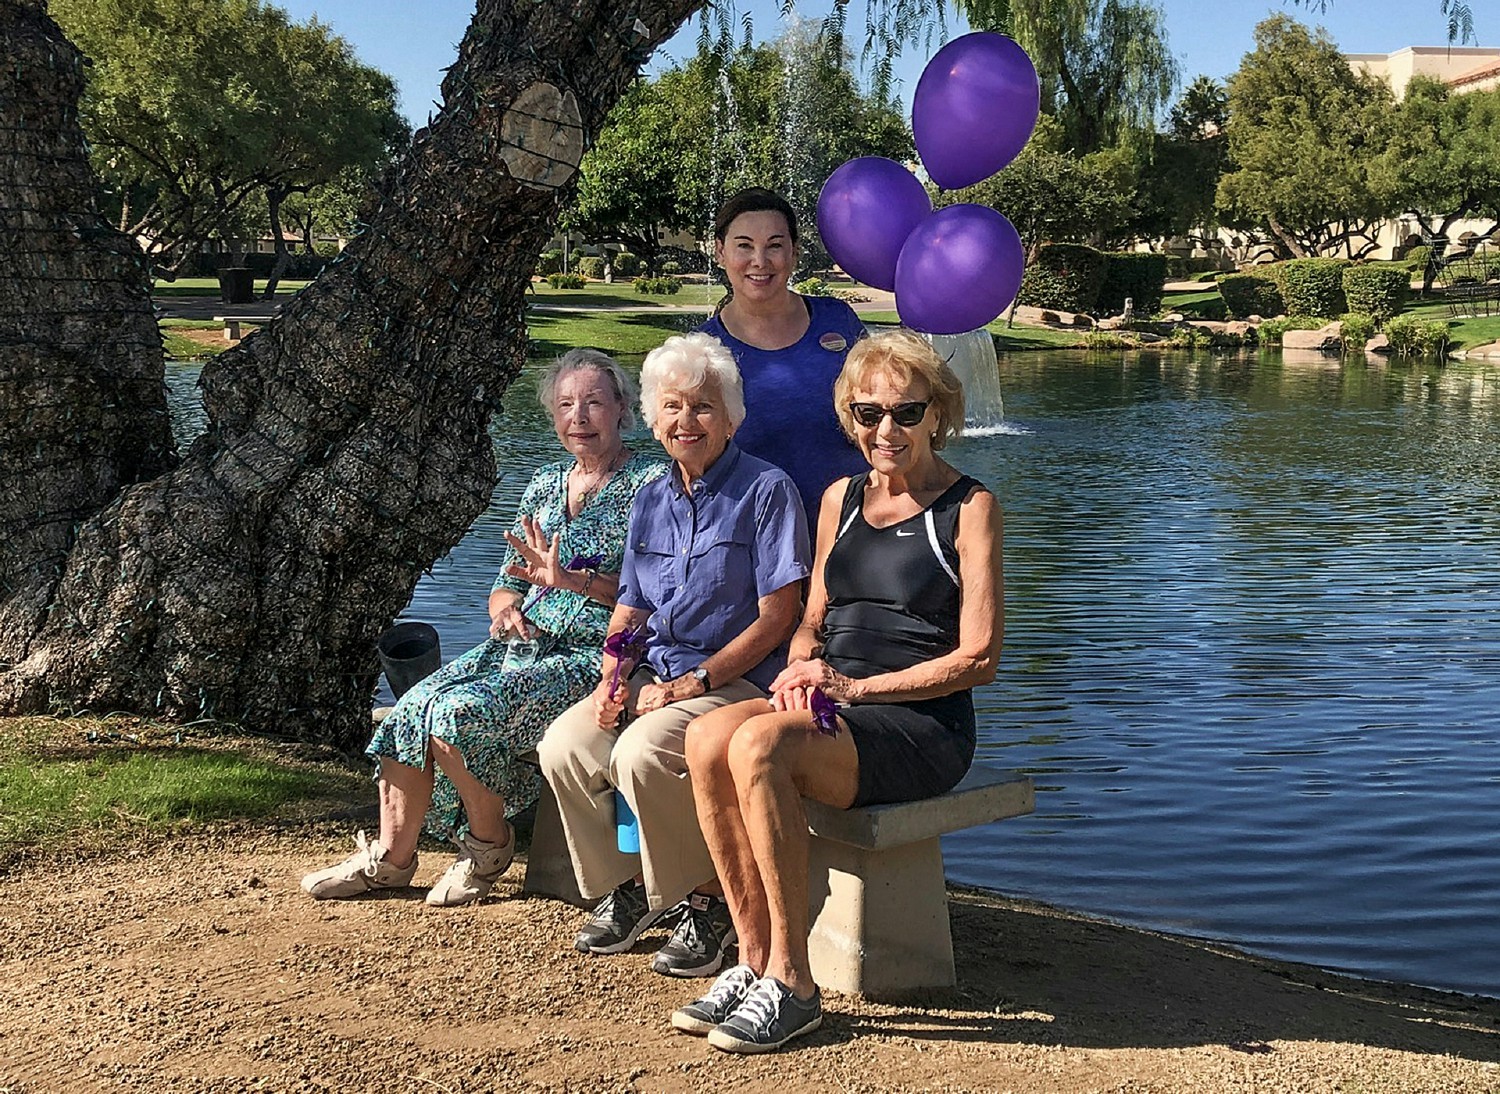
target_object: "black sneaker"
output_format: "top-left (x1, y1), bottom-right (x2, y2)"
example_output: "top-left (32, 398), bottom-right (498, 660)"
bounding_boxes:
top-left (574, 881), bottom-right (667, 955)
top-left (651, 892), bottom-right (737, 977)
top-left (707, 977), bottom-right (822, 1054)
top-left (671, 963), bottom-right (758, 1035)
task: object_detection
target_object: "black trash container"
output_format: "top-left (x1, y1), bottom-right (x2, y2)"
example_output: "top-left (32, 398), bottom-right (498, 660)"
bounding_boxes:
top-left (376, 621), bottom-right (441, 700)
top-left (218, 266), bottom-right (254, 304)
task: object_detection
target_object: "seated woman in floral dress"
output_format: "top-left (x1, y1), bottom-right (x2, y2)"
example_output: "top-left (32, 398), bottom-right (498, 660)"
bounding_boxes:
top-left (301, 349), bottom-right (664, 907)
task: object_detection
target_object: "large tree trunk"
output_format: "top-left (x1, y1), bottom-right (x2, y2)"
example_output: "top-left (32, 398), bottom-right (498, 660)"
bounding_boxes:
top-left (0, 0), bottom-right (698, 748)
top-left (0, 0), bottom-right (175, 669)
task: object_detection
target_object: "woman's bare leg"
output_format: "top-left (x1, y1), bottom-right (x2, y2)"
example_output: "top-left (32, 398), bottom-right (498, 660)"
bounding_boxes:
top-left (686, 699), bottom-right (774, 971)
top-left (430, 737), bottom-right (510, 845)
top-left (727, 710), bottom-right (859, 998)
top-left (377, 754), bottom-right (435, 866)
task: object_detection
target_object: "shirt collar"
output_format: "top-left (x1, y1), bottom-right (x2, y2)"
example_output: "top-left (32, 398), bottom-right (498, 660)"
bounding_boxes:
top-left (670, 440), bottom-right (742, 500)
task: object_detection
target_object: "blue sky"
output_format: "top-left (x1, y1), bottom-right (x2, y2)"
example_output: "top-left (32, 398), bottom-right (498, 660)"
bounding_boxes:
top-left (273, 0), bottom-right (1486, 127)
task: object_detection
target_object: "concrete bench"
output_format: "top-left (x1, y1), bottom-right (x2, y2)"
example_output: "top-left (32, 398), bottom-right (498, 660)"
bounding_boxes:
top-left (522, 762), bottom-right (1034, 997)
top-left (213, 314), bottom-right (275, 342)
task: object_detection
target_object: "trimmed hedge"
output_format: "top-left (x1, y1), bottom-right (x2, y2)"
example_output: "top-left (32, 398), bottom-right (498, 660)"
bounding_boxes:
top-left (1017, 243), bottom-right (1107, 314)
top-left (1341, 265), bottom-right (1410, 322)
top-left (536, 250), bottom-right (564, 276)
top-left (611, 251), bottom-right (640, 276)
top-left (545, 272), bottom-right (586, 289)
top-left (1278, 258), bottom-right (1349, 317)
top-left (1217, 271), bottom-right (1284, 319)
top-left (576, 256), bottom-right (606, 279)
top-left (1384, 314), bottom-right (1451, 358)
top-left (1337, 312), bottom-right (1376, 352)
top-left (635, 275), bottom-right (681, 295)
top-left (1097, 252), bottom-right (1168, 316)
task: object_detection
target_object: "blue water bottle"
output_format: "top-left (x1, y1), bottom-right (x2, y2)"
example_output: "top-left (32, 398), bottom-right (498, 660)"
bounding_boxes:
top-left (615, 789), bottom-right (640, 853)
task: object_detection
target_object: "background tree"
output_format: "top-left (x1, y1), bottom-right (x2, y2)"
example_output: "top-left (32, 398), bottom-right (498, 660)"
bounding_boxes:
top-left (50, 0), bottom-right (404, 278)
top-left (1004, 0), bottom-right (1178, 156)
top-left (1126, 75), bottom-right (1231, 243)
top-left (1217, 15), bottom-right (1395, 259)
top-left (946, 116), bottom-right (1132, 260)
top-left (1369, 76), bottom-right (1500, 291)
top-left (566, 31), bottom-right (910, 276)
top-left (1289, 0), bottom-right (1476, 45)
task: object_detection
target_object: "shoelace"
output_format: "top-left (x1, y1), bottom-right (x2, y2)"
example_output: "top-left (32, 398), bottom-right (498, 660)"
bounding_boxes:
top-left (702, 967), bottom-right (756, 1010)
top-left (732, 979), bottom-right (784, 1033)
top-left (354, 832), bottom-right (385, 878)
top-left (674, 904), bottom-right (708, 948)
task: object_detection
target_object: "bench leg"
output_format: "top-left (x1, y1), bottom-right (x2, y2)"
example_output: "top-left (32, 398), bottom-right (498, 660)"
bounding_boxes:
top-left (806, 834), bottom-right (955, 996)
top-left (521, 777), bottom-right (590, 908)
top-left (223, 320), bottom-right (242, 341)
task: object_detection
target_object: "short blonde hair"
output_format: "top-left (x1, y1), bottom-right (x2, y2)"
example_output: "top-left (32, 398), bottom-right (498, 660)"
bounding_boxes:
top-left (639, 332), bottom-right (747, 430)
top-left (833, 329), bottom-right (965, 449)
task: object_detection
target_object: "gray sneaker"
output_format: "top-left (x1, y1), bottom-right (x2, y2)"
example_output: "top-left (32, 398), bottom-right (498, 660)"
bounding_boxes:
top-left (425, 824), bottom-right (515, 907)
top-left (671, 963), bottom-right (758, 1035)
top-left (574, 880), bottom-right (668, 954)
top-left (300, 831), bottom-right (417, 899)
top-left (707, 977), bottom-right (823, 1054)
top-left (652, 892), bottom-right (737, 977)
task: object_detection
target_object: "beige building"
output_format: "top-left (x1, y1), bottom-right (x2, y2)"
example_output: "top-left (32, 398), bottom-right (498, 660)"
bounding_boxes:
top-left (1346, 45), bottom-right (1500, 100)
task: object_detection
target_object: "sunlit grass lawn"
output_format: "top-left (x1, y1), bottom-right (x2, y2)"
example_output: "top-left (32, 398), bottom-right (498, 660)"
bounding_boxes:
top-left (0, 717), bottom-right (366, 855)
top-left (525, 310), bottom-right (699, 363)
top-left (528, 277), bottom-right (720, 310)
top-left (1400, 298), bottom-right (1500, 350)
top-left (859, 311), bottom-right (1084, 350)
top-left (152, 277), bottom-right (311, 298)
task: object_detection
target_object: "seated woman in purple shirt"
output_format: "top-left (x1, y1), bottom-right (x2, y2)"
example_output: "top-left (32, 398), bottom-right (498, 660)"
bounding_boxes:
top-left (536, 331), bottom-right (811, 979)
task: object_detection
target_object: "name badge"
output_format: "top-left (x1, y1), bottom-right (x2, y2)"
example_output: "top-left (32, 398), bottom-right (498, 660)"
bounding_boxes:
top-left (819, 332), bottom-right (848, 353)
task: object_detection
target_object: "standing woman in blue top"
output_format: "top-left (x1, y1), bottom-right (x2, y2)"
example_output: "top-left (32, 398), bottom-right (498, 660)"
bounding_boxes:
top-left (699, 188), bottom-right (867, 522)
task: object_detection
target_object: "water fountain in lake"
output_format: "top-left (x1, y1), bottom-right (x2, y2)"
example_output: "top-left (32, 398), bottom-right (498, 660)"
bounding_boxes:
top-left (927, 329), bottom-right (1005, 432)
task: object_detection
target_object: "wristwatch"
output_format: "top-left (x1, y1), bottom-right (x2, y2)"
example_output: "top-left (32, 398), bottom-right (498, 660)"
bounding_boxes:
top-left (690, 666), bottom-right (712, 694)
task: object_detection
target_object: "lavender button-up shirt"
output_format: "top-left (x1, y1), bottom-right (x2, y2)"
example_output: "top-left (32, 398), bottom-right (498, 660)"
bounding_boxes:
top-left (617, 442), bottom-right (811, 691)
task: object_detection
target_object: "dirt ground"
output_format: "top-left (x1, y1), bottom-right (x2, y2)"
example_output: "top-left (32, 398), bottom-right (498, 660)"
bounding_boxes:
top-left (3, 819), bottom-right (1498, 1094)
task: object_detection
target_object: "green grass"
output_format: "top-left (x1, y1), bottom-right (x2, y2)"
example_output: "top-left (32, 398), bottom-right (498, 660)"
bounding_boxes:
top-left (161, 329), bottom-right (212, 359)
top-left (0, 717), bottom-right (365, 854)
top-left (151, 277), bottom-right (311, 297)
top-left (526, 310), bottom-right (700, 362)
top-left (860, 311), bottom-right (1084, 350)
top-left (1398, 299), bottom-right (1500, 350)
top-left (528, 278), bottom-right (719, 310)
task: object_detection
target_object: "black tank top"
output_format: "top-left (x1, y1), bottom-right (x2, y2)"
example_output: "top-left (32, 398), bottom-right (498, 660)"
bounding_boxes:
top-left (821, 472), bottom-right (984, 679)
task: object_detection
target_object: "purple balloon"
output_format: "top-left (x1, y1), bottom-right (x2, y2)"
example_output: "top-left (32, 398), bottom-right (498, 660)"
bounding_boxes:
top-left (913, 32), bottom-right (1041, 191)
top-left (894, 204), bottom-right (1024, 335)
top-left (816, 158), bottom-right (932, 292)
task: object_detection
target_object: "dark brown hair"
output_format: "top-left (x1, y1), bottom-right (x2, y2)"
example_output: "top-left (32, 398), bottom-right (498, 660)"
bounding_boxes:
top-left (713, 188), bottom-right (799, 245)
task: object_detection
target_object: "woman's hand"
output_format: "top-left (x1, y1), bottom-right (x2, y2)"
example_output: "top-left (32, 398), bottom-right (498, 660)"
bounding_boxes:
top-left (503, 516), bottom-right (571, 592)
top-left (769, 658), bottom-right (859, 702)
top-left (592, 677), bottom-right (627, 730)
top-left (770, 683), bottom-right (814, 712)
top-left (489, 601), bottom-right (535, 641)
top-left (634, 679), bottom-right (680, 714)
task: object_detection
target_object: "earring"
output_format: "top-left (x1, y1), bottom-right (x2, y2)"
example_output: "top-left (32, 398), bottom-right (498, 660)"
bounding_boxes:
top-left (930, 431), bottom-right (938, 440)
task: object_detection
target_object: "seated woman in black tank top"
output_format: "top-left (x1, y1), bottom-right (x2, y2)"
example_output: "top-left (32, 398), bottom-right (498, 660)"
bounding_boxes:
top-left (672, 330), bottom-right (1005, 1053)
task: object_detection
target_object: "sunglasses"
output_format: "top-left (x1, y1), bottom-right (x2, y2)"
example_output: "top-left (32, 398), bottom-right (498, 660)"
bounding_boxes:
top-left (848, 400), bottom-right (930, 428)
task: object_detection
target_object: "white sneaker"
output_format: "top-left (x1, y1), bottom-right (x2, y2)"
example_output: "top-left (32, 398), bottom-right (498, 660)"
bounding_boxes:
top-left (300, 831), bottom-right (417, 899)
top-left (425, 824), bottom-right (515, 907)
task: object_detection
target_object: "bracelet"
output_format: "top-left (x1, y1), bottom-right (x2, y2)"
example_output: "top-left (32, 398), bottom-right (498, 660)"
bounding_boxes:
top-left (579, 567), bottom-right (597, 597)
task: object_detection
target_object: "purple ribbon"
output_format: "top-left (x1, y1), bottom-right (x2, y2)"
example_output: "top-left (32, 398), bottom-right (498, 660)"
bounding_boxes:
top-left (603, 623), bottom-right (649, 700)
top-left (520, 552), bottom-right (604, 615)
top-left (810, 688), bottom-right (841, 737)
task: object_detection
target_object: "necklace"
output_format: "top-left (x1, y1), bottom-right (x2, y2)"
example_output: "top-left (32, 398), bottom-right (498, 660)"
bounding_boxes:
top-left (570, 449), bottom-right (626, 509)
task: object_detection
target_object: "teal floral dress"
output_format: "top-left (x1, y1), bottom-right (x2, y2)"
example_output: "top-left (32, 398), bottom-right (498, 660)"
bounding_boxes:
top-left (367, 450), bottom-right (666, 840)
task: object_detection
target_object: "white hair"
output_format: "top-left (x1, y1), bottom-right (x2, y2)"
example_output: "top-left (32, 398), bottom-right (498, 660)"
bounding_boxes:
top-left (639, 333), bottom-right (746, 430)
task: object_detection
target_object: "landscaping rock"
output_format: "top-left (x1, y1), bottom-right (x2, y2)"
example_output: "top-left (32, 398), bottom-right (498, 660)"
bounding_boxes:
top-left (1282, 323), bottom-right (1342, 351)
top-left (1365, 333), bottom-right (1392, 356)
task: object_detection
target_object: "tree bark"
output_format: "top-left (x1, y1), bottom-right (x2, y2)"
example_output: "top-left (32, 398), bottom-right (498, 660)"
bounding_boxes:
top-left (0, 0), bottom-right (175, 671)
top-left (0, 0), bottom-right (699, 748)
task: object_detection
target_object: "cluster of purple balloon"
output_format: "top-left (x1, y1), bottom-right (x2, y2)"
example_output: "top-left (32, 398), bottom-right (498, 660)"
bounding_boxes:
top-left (815, 33), bottom-right (1041, 335)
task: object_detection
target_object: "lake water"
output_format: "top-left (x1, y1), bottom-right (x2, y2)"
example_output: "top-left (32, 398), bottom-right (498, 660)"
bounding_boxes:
top-left (165, 348), bottom-right (1500, 998)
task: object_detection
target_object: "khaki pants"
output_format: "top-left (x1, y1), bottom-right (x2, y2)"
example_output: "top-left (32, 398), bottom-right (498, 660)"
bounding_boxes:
top-left (536, 674), bottom-right (765, 911)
